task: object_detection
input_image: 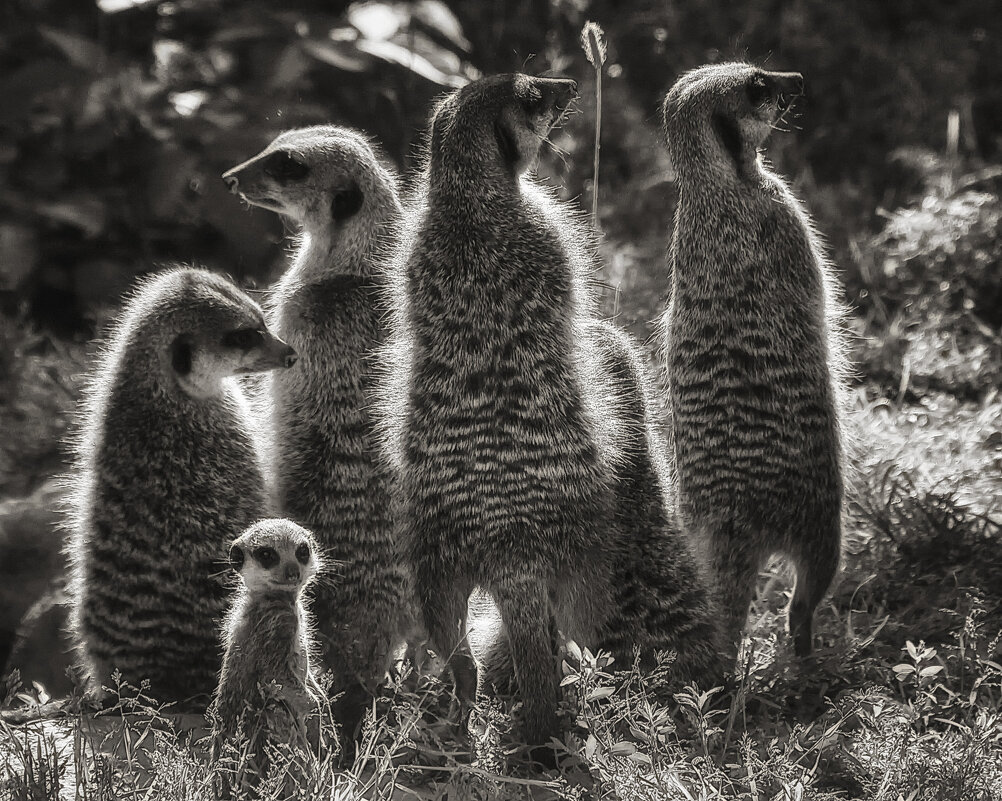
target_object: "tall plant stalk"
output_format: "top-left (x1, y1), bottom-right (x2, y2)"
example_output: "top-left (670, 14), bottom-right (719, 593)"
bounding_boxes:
top-left (581, 21), bottom-right (607, 232)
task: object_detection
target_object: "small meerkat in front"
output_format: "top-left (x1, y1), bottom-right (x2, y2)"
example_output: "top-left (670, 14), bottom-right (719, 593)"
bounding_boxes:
top-left (222, 127), bottom-right (415, 750)
top-left (211, 518), bottom-right (325, 800)
top-left (662, 63), bottom-right (848, 659)
top-left (66, 267), bottom-right (297, 707)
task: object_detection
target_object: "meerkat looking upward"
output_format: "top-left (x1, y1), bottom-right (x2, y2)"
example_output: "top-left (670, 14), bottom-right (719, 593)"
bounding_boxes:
top-left (223, 127), bottom-right (415, 749)
top-left (67, 267), bottom-right (297, 707)
top-left (379, 74), bottom-right (627, 748)
top-left (211, 518), bottom-right (325, 800)
top-left (662, 63), bottom-right (848, 659)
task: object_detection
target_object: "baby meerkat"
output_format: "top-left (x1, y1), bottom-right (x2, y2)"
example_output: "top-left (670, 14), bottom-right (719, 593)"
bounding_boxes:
top-left (223, 126), bottom-right (415, 750)
top-left (662, 63), bottom-right (849, 659)
top-left (67, 267), bottom-right (297, 707)
top-left (211, 518), bottom-right (325, 800)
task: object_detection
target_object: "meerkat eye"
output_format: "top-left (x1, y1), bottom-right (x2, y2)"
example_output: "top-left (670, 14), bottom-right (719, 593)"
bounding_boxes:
top-left (331, 183), bottom-right (364, 221)
top-left (747, 76), bottom-right (772, 107)
top-left (228, 544), bottom-right (245, 570)
top-left (263, 151), bottom-right (310, 183)
top-left (253, 547), bottom-right (280, 569)
top-left (294, 543), bottom-right (311, 565)
top-left (222, 328), bottom-right (265, 351)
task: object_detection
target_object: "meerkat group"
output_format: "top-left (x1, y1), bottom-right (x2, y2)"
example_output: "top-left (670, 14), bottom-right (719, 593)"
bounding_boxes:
top-left (64, 61), bottom-right (847, 766)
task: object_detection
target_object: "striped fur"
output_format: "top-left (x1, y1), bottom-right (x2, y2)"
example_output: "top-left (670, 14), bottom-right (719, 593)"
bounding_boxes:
top-left (223, 126), bottom-right (416, 746)
top-left (478, 320), bottom-right (724, 694)
top-left (587, 320), bottom-right (723, 681)
top-left (661, 63), bottom-right (849, 658)
top-left (378, 74), bottom-right (622, 746)
top-left (66, 267), bottom-right (291, 706)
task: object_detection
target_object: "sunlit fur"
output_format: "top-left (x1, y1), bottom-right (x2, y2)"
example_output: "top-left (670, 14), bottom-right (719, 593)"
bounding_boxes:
top-left (211, 519), bottom-right (325, 800)
top-left (223, 126), bottom-right (417, 746)
top-left (65, 267), bottom-right (294, 705)
top-left (377, 73), bottom-right (630, 747)
top-left (661, 63), bottom-right (851, 659)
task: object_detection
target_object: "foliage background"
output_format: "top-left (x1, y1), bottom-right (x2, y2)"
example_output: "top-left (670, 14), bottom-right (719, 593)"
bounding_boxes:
top-left (1, 1), bottom-right (1001, 798)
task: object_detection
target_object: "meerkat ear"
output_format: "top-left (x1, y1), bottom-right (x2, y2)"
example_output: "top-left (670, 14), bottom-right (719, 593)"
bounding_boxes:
top-left (712, 110), bottom-right (743, 170)
top-left (228, 544), bottom-right (244, 571)
top-left (331, 182), bottom-right (363, 221)
top-left (171, 335), bottom-right (193, 375)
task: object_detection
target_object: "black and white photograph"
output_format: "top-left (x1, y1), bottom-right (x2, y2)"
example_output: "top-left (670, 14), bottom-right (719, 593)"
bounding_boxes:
top-left (1, 1), bottom-right (1001, 798)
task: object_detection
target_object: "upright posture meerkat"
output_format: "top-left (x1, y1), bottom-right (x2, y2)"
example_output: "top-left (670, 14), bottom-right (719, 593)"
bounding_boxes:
top-left (222, 126), bottom-right (414, 745)
top-left (212, 518), bottom-right (324, 799)
top-left (662, 63), bottom-right (847, 657)
top-left (380, 73), bottom-right (625, 747)
top-left (67, 267), bottom-right (298, 706)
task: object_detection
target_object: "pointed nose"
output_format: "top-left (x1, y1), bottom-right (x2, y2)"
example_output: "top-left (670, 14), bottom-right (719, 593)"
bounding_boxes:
top-left (766, 71), bottom-right (804, 110)
top-left (538, 78), bottom-right (578, 113)
top-left (222, 172), bottom-right (240, 194)
top-left (281, 345), bottom-right (298, 369)
top-left (284, 564), bottom-right (300, 583)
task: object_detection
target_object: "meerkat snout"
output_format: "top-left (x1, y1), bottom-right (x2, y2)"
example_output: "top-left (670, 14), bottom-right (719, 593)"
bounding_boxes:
top-left (749, 71), bottom-right (804, 112)
top-left (538, 78), bottom-right (578, 114)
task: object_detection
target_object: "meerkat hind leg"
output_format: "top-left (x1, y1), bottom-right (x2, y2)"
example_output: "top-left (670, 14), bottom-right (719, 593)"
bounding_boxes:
top-left (710, 529), bottom-right (760, 670)
top-left (788, 524), bottom-right (840, 657)
top-left (491, 578), bottom-right (559, 750)
top-left (419, 570), bottom-right (477, 728)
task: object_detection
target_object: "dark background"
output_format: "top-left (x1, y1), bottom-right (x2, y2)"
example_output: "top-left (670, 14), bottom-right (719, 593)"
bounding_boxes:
top-left (2, 0), bottom-right (1001, 697)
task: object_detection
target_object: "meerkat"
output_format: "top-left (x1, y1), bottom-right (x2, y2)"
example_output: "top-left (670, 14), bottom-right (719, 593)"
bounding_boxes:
top-left (222, 126), bottom-right (416, 747)
top-left (661, 63), bottom-right (848, 658)
top-left (379, 73), bottom-right (630, 748)
top-left (211, 518), bottom-right (324, 800)
top-left (477, 319), bottom-right (723, 694)
top-left (66, 267), bottom-right (297, 707)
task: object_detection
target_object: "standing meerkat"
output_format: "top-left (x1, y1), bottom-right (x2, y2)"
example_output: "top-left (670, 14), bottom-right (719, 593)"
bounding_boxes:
top-left (222, 126), bottom-right (415, 746)
top-left (211, 518), bottom-right (324, 800)
top-left (67, 267), bottom-right (298, 706)
top-left (661, 63), bottom-right (848, 658)
top-left (380, 73), bottom-right (625, 747)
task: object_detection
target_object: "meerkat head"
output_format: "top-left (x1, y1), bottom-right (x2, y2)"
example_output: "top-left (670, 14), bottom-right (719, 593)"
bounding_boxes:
top-left (221, 126), bottom-right (398, 238)
top-left (429, 73), bottom-right (578, 181)
top-left (131, 268), bottom-right (298, 400)
top-left (228, 519), bottom-right (320, 599)
top-left (663, 63), bottom-right (803, 180)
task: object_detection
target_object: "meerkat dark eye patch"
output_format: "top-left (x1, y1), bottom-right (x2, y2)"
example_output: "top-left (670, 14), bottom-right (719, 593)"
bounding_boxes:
top-left (712, 111), bottom-right (743, 168)
top-left (228, 544), bottom-right (244, 570)
top-left (294, 543), bottom-right (311, 565)
top-left (747, 76), bottom-right (772, 107)
top-left (171, 336), bottom-right (193, 375)
top-left (331, 182), bottom-right (363, 221)
top-left (253, 547), bottom-right (280, 569)
top-left (263, 151), bottom-right (310, 183)
top-left (222, 328), bottom-right (264, 351)
top-left (493, 119), bottom-right (519, 168)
